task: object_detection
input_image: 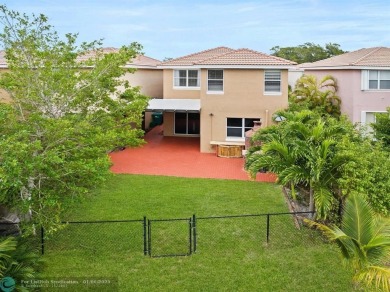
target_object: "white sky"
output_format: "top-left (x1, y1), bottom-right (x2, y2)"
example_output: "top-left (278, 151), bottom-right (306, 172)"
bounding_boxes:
top-left (2, 0), bottom-right (390, 60)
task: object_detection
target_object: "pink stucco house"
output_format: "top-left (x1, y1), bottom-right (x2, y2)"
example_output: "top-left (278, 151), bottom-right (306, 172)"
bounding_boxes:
top-left (300, 47), bottom-right (390, 126)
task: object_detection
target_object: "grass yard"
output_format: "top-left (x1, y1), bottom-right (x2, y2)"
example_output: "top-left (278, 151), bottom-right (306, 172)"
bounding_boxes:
top-left (42, 174), bottom-right (353, 291)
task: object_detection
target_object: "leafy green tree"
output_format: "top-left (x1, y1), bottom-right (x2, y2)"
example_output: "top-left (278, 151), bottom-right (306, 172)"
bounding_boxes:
top-left (372, 109), bottom-right (390, 148)
top-left (305, 194), bottom-right (390, 291)
top-left (0, 6), bottom-right (149, 232)
top-left (271, 42), bottom-right (346, 64)
top-left (337, 138), bottom-right (390, 216)
top-left (290, 74), bottom-right (341, 118)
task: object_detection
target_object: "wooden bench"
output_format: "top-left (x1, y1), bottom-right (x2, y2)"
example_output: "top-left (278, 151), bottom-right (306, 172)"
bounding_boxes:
top-left (210, 141), bottom-right (245, 158)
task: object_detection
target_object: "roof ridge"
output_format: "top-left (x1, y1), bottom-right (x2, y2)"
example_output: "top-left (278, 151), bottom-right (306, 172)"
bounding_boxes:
top-left (351, 47), bottom-right (382, 65)
top-left (161, 46), bottom-right (233, 65)
top-left (235, 48), bottom-right (297, 64)
top-left (136, 54), bottom-right (161, 63)
top-left (195, 48), bottom-right (238, 64)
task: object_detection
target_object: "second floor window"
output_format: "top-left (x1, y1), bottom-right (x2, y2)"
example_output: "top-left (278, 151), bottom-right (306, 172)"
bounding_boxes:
top-left (264, 70), bottom-right (281, 93)
top-left (208, 70), bottom-right (224, 92)
top-left (369, 70), bottom-right (390, 90)
top-left (174, 70), bottom-right (200, 88)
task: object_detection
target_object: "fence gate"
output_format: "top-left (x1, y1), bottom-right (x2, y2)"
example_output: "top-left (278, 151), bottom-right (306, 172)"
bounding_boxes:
top-left (147, 216), bottom-right (196, 257)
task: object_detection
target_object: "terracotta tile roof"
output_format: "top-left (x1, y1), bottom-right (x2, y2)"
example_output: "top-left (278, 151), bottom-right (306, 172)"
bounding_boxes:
top-left (160, 46), bottom-right (295, 67)
top-left (161, 47), bottom-right (235, 66)
top-left (76, 47), bottom-right (120, 62)
top-left (0, 48), bottom-right (161, 68)
top-left (198, 48), bottom-right (296, 66)
top-left (130, 54), bottom-right (161, 67)
top-left (300, 47), bottom-right (390, 68)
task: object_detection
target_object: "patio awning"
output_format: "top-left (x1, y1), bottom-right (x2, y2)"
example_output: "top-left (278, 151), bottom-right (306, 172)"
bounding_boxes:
top-left (146, 99), bottom-right (201, 112)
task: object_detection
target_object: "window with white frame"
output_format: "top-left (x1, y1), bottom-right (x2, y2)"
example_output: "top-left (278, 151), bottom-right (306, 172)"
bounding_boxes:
top-left (264, 70), bottom-right (281, 93)
top-left (226, 118), bottom-right (260, 139)
top-left (208, 70), bottom-right (223, 92)
top-left (174, 70), bottom-right (200, 88)
top-left (368, 70), bottom-right (390, 90)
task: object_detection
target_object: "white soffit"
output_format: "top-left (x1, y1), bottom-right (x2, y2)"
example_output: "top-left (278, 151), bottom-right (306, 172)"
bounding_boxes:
top-left (147, 99), bottom-right (201, 112)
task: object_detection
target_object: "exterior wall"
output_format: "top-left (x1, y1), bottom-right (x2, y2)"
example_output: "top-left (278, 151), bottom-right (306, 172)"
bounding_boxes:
top-left (122, 68), bottom-right (163, 98)
top-left (120, 68), bottom-right (163, 130)
top-left (304, 69), bottom-right (390, 123)
top-left (162, 68), bottom-right (289, 153)
top-left (288, 68), bottom-right (304, 89)
top-left (199, 69), bottom-right (289, 152)
top-left (0, 69), bottom-right (11, 103)
top-left (0, 88), bottom-right (11, 103)
top-left (162, 112), bottom-right (175, 136)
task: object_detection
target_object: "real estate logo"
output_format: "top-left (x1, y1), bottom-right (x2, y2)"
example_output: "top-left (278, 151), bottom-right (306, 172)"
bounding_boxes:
top-left (0, 277), bottom-right (15, 292)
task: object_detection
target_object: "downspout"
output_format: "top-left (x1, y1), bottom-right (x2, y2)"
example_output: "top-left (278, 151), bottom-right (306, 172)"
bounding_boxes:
top-left (265, 110), bottom-right (269, 127)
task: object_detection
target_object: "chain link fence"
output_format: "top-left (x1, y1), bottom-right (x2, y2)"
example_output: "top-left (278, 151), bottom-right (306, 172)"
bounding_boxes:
top-left (41, 212), bottom-right (319, 257)
top-left (44, 220), bottom-right (144, 257)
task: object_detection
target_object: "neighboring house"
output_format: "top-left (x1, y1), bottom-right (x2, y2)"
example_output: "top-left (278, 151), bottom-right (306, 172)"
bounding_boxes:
top-left (147, 47), bottom-right (296, 153)
top-left (77, 48), bottom-right (163, 99)
top-left (0, 49), bottom-right (163, 128)
top-left (300, 47), bottom-right (390, 126)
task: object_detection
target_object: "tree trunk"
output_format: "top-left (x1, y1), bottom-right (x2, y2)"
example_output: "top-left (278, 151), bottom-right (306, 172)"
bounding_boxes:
top-left (309, 184), bottom-right (315, 218)
top-left (290, 182), bottom-right (297, 200)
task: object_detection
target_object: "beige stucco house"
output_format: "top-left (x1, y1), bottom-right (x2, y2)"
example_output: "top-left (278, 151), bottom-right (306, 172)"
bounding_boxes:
top-left (300, 47), bottom-right (390, 126)
top-left (0, 49), bottom-right (163, 129)
top-left (146, 47), bottom-right (296, 153)
top-left (0, 49), bottom-right (163, 98)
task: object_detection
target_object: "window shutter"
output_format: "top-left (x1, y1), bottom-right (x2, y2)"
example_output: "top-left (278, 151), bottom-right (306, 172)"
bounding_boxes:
top-left (361, 70), bottom-right (368, 90)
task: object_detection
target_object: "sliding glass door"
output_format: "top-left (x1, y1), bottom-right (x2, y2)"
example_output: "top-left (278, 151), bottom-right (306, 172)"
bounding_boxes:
top-left (174, 112), bottom-right (200, 135)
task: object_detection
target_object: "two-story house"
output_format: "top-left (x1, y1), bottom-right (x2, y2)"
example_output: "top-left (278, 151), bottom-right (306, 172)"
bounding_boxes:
top-left (0, 48), bottom-right (163, 129)
top-left (300, 47), bottom-right (390, 126)
top-left (147, 47), bottom-right (296, 153)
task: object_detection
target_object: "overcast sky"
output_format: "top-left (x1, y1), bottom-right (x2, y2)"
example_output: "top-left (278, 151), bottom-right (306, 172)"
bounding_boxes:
top-left (2, 0), bottom-right (390, 60)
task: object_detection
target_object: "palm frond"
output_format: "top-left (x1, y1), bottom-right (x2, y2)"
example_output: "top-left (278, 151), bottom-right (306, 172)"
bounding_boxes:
top-left (343, 194), bottom-right (374, 246)
top-left (314, 187), bottom-right (334, 219)
top-left (304, 218), bottom-right (356, 260)
top-left (355, 265), bottom-right (390, 292)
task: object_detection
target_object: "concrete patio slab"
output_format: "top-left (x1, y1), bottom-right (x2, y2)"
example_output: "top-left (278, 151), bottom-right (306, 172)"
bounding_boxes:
top-left (110, 126), bottom-right (276, 182)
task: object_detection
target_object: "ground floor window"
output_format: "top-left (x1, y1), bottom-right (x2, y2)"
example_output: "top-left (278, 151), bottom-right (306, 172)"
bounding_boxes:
top-left (226, 118), bottom-right (260, 139)
top-left (175, 112), bottom-right (200, 135)
top-left (362, 111), bottom-right (387, 134)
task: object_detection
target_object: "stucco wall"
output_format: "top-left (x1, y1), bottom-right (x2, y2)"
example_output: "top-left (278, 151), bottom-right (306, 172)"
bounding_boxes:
top-left (199, 69), bottom-right (288, 152)
top-left (122, 68), bottom-right (163, 98)
top-left (163, 112), bottom-right (174, 136)
top-left (163, 70), bottom-right (201, 99)
top-left (161, 68), bottom-right (289, 153)
top-left (304, 69), bottom-right (390, 123)
top-left (0, 69), bottom-right (11, 103)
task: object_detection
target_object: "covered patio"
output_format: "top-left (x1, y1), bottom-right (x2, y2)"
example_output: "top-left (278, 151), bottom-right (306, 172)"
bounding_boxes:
top-left (110, 125), bottom-right (276, 182)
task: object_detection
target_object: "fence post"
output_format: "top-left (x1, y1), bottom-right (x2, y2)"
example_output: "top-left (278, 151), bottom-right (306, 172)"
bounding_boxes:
top-left (40, 226), bottom-right (45, 255)
top-left (143, 216), bottom-right (147, 256)
top-left (266, 214), bottom-right (270, 244)
top-left (147, 220), bottom-right (151, 256)
top-left (189, 218), bottom-right (192, 255)
top-left (192, 214), bottom-right (197, 253)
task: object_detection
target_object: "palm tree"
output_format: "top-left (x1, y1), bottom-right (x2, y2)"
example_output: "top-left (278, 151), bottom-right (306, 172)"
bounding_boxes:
top-left (247, 110), bottom-right (351, 218)
top-left (0, 236), bottom-right (43, 290)
top-left (292, 74), bottom-right (341, 117)
top-left (305, 194), bottom-right (390, 291)
top-left (0, 237), bottom-right (17, 273)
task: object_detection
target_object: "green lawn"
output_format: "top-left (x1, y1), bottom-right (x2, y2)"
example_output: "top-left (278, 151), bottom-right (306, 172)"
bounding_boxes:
top-left (42, 174), bottom-right (353, 291)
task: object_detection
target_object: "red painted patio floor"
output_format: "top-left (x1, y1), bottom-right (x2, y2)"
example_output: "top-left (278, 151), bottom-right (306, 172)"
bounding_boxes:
top-left (110, 126), bottom-right (276, 182)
